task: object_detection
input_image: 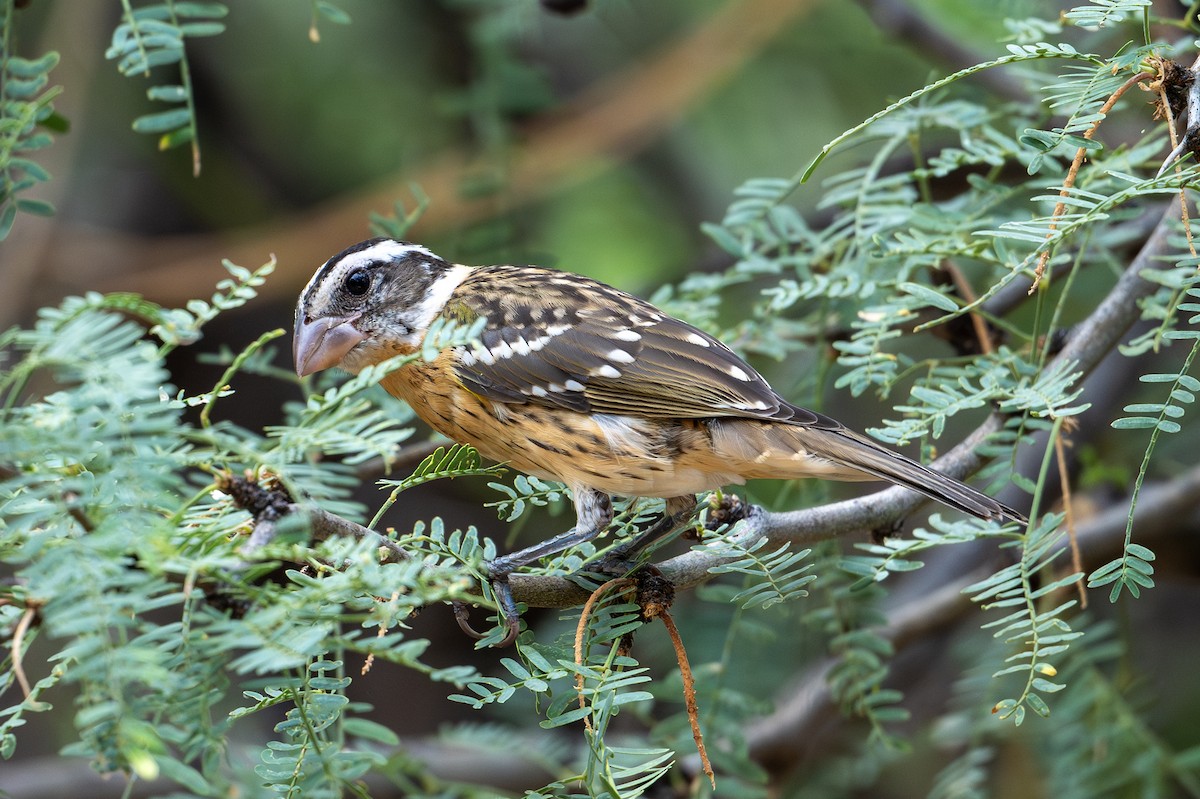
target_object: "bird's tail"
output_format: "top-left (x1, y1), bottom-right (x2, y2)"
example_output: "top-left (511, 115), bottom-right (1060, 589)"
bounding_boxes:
top-left (706, 419), bottom-right (1026, 523)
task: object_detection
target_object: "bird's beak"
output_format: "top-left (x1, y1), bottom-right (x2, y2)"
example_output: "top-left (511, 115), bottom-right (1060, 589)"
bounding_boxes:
top-left (293, 313), bottom-right (365, 377)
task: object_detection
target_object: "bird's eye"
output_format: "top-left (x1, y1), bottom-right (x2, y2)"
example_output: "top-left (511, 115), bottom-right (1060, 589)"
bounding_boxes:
top-left (344, 270), bottom-right (371, 296)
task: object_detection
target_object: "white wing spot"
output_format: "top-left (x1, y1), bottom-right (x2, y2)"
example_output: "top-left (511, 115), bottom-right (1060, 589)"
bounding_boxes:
top-left (490, 339), bottom-right (514, 360)
top-left (595, 364), bottom-right (622, 379)
top-left (564, 379), bottom-right (586, 392)
top-left (686, 332), bottom-right (711, 347)
top-left (473, 346), bottom-right (496, 366)
top-left (530, 386), bottom-right (548, 397)
top-left (511, 337), bottom-right (531, 356)
top-left (545, 324), bottom-right (571, 336)
top-left (607, 348), bottom-right (636, 364)
top-left (727, 365), bottom-right (751, 381)
top-left (613, 329), bottom-right (642, 342)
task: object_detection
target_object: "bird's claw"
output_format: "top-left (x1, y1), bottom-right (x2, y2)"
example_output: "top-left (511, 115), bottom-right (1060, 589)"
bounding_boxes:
top-left (451, 600), bottom-right (489, 640)
top-left (486, 570), bottom-right (522, 647)
top-left (451, 565), bottom-right (522, 647)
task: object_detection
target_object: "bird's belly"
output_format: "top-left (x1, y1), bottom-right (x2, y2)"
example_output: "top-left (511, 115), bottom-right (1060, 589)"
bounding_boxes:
top-left (381, 365), bottom-right (738, 498)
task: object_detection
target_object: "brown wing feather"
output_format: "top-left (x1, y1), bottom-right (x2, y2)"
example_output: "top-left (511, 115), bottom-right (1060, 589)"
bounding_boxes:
top-left (448, 265), bottom-right (836, 426)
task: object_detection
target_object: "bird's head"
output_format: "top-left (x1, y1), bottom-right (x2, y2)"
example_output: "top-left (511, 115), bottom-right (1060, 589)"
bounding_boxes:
top-left (293, 238), bottom-right (466, 377)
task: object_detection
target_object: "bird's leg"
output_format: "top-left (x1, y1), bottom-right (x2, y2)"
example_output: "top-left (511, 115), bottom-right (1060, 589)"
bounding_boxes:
top-left (591, 494), bottom-right (698, 574)
top-left (481, 488), bottom-right (614, 646)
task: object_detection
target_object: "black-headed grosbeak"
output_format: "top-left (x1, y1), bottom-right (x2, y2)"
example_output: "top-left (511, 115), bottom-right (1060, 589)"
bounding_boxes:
top-left (294, 238), bottom-right (1023, 644)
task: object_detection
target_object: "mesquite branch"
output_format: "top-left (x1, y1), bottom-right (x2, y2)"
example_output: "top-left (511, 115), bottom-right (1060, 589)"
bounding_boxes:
top-left (284, 195), bottom-right (1183, 613)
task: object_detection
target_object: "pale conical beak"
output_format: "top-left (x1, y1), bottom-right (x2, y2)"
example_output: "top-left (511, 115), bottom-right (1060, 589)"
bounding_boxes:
top-left (293, 313), bottom-right (365, 377)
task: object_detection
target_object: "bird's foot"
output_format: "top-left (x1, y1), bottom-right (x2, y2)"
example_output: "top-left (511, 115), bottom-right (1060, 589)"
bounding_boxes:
top-left (451, 563), bottom-right (523, 647)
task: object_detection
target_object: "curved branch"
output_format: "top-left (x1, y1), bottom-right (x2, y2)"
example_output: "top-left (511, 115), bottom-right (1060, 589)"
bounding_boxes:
top-left (506, 200), bottom-right (1182, 609)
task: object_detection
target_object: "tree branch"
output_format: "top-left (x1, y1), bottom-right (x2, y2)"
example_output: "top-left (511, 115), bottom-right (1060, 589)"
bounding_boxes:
top-left (504, 198), bottom-right (1183, 608)
top-left (288, 197), bottom-right (1181, 612)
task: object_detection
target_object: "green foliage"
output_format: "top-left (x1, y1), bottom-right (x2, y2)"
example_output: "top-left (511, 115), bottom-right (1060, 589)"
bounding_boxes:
top-left (487, 473), bottom-right (570, 522)
top-left (0, 264), bottom-right (497, 795)
top-left (106, 1), bottom-right (228, 174)
top-left (308, 0), bottom-right (352, 42)
top-left (804, 556), bottom-right (910, 749)
top-left (702, 531), bottom-right (815, 609)
top-left (968, 513), bottom-right (1081, 726)
top-left (369, 182), bottom-right (431, 241)
top-left (0, 1), bottom-right (61, 240)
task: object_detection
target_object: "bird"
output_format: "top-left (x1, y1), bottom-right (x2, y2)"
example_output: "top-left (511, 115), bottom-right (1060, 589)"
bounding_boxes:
top-left (294, 237), bottom-right (1024, 644)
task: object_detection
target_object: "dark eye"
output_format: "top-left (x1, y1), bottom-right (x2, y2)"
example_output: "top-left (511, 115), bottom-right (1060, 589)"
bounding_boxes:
top-left (344, 270), bottom-right (371, 296)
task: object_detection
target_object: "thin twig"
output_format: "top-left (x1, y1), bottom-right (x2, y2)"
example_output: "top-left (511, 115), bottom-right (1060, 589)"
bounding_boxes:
top-left (658, 610), bottom-right (715, 789)
top-left (1053, 425), bottom-right (1085, 608)
top-left (301, 504), bottom-right (409, 563)
top-left (943, 260), bottom-right (993, 355)
top-left (573, 577), bottom-right (634, 729)
top-left (731, 468), bottom-right (1200, 777)
top-left (11, 604), bottom-right (38, 701)
top-left (1030, 71), bottom-right (1154, 293)
top-left (1156, 71), bottom-right (1198, 265)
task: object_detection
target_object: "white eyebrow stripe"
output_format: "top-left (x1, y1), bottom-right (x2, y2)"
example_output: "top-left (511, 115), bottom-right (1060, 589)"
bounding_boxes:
top-left (303, 240), bottom-right (441, 307)
top-left (341, 240), bottom-right (436, 271)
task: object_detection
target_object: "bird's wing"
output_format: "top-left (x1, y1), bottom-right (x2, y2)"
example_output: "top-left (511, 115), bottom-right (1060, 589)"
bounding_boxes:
top-left (447, 266), bottom-right (837, 427)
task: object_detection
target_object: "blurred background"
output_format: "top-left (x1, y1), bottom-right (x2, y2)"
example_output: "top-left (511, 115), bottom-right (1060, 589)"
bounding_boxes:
top-left (3, 0), bottom-right (1034, 323)
top-left (20, 2), bottom-right (1199, 798)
